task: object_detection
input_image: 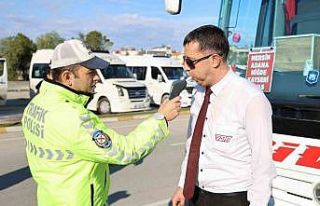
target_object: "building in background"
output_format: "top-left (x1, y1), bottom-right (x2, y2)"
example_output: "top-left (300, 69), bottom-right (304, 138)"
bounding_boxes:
top-left (113, 45), bottom-right (182, 58)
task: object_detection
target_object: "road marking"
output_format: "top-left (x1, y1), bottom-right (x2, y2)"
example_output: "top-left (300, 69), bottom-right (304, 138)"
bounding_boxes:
top-left (142, 198), bottom-right (170, 206)
top-left (0, 137), bottom-right (23, 142)
top-left (171, 142), bottom-right (185, 146)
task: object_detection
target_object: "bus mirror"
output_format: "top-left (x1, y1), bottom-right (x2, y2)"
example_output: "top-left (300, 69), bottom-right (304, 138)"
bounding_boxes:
top-left (232, 33), bottom-right (241, 43)
top-left (165, 0), bottom-right (182, 15)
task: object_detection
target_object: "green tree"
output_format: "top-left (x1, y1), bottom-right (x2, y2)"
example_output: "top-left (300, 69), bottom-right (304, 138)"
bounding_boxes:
top-left (36, 31), bottom-right (64, 49)
top-left (84, 31), bottom-right (113, 51)
top-left (0, 33), bottom-right (36, 80)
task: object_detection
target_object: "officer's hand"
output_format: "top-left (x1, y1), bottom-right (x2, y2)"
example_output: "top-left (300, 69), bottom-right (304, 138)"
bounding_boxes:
top-left (172, 187), bottom-right (185, 206)
top-left (158, 96), bottom-right (181, 121)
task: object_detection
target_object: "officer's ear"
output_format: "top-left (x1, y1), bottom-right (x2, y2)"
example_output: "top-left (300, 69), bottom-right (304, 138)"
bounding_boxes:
top-left (60, 69), bottom-right (74, 87)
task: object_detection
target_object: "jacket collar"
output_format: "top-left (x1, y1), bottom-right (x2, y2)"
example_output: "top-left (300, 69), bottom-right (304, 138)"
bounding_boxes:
top-left (40, 79), bottom-right (92, 106)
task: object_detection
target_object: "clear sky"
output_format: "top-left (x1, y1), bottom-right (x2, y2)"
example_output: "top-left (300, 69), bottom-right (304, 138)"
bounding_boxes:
top-left (0, 0), bottom-right (260, 51)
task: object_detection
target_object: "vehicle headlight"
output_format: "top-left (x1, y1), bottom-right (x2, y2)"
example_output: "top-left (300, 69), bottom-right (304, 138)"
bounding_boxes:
top-left (313, 182), bottom-right (320, 204)
top-left (116, 86), bottom-right (124, 96)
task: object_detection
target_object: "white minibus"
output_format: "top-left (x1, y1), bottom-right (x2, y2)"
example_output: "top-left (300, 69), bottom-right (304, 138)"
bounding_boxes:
top-left (119, 55), bottom-right (196, 107)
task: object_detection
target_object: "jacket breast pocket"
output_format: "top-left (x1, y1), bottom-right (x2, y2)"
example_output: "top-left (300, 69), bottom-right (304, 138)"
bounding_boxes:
top-left (210, 124), bottom-right (238, 153)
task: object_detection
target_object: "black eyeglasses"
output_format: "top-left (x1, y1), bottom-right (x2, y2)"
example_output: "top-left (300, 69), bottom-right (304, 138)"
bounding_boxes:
top-left (183, 53), bottom-right (222, 69)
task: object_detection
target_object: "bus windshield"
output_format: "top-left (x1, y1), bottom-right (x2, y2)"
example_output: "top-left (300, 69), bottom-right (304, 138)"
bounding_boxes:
top-left (256, 0), bottom-right (320, 47)
top-left (100, 65), bottom-right (134, 79)
top-left (255, 0), bottom-right (320, 73)
top-left (226, 0), bottom-right (320, 139)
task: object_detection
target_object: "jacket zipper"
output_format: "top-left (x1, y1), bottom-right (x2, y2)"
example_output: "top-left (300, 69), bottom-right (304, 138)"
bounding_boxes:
top-left (90, 184), bottom-right (94, 206)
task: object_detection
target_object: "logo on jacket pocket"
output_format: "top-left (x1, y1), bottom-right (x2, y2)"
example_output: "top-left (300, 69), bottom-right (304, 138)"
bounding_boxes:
top-left (215, 134), bottom-right (233, 143)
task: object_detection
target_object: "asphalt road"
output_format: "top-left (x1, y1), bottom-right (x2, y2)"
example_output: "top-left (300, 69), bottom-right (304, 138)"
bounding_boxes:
top-left (0, 114), bottom-right (189, 206)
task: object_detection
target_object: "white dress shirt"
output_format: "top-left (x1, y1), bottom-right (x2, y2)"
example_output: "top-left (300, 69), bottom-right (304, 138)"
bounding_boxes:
top-left (178, 70), bottom-right (276, 206)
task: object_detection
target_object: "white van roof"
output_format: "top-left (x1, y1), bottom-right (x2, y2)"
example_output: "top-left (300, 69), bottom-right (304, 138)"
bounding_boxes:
top-left (118, 55), bottom-right (182, 67)
top-left (94, 52), bottom-right (126, 65)
top-left (31, 49), bottom-right (54, 63)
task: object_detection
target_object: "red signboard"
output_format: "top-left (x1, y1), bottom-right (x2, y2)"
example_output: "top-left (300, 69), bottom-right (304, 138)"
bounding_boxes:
top-left (246, 49), bottom-right (275, 92)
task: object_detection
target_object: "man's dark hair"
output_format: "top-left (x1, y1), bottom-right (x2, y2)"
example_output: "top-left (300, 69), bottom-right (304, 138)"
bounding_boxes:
top-left (51, 64), bottom-right (80, 82)
top-left (183, 25), bottom-right (229, 61)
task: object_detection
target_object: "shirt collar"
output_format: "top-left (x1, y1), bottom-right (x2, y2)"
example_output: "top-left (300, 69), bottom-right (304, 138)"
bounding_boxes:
top-left (210, 69), bottom-right (235, 96)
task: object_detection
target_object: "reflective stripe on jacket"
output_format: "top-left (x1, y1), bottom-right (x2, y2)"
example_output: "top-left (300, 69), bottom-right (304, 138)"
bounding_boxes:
top-left (22, 80), bottom-right (169, 206)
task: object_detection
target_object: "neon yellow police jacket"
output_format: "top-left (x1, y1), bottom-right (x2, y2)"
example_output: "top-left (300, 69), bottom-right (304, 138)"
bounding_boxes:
top-left (22, 80), bottom-right (169, 206)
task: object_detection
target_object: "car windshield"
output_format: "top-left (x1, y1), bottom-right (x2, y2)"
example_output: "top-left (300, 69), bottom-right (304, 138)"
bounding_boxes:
top-left (100, 64), bottom-right (134, 79)
top-left (161, 66), bottom-right (187, 80)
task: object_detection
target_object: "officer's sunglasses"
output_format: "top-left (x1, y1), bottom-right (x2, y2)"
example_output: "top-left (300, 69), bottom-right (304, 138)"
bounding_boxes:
top-left (183, 53), bottom-right (222, 70)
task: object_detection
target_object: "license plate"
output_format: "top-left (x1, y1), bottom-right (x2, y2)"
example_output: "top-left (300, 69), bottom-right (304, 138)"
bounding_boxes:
top-left (133, 103), bottom-right (144, 109)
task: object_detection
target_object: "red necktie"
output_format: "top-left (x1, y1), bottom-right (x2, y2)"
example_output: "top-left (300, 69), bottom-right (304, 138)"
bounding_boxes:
top-left (183, 88), bottom-right (212, 200)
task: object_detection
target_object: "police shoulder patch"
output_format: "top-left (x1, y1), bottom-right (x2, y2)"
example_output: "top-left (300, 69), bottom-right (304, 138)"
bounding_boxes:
top-left (92, 130), bottom-right (112, 148)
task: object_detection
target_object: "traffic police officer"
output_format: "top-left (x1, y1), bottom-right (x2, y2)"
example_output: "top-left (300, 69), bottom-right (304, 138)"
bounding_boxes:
top-left (22, 39), bottom-right (181, 206)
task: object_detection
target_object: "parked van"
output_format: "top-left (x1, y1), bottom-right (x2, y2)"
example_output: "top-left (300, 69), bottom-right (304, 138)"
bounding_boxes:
top-left (0, 58), bottom-right (8, 105)
top-left (86, 52), bottom-right (150, 114)
top-left (29, 49), bottom-right (53, 98)
top-left (29, 50), bottom-right (150, 114)
top-left (119, 55), bottom-right (196, 107)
